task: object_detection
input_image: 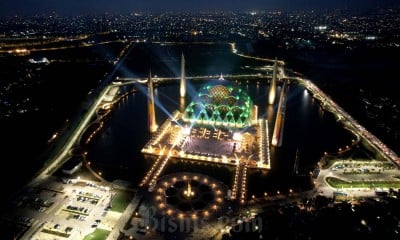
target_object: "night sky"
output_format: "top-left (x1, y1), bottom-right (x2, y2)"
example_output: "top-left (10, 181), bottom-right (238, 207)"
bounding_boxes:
top-left (0, 0), bottom-right (395, 16)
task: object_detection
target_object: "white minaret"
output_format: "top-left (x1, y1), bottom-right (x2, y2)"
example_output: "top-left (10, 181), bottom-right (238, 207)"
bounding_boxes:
top-left (253, 105), bottom-right (258, 123)
top-left (271, 82), bottom-right (287, 147)
top-left (148, 70), bottom-right (157, 133)
top-left (180, 53), bottom-right (186, 97)
top-left (268, 58), bottom-right (278, 105)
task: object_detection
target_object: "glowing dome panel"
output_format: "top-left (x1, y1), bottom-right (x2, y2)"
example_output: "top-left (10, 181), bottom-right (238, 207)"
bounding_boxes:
top-left (183, 82), bottom-right (253, 128)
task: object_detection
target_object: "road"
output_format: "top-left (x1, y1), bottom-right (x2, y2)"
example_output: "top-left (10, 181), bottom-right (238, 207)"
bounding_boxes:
top-left (27, 41), bottom-right (134, 189)
top-left (293, 77), bottom-right (400, 168)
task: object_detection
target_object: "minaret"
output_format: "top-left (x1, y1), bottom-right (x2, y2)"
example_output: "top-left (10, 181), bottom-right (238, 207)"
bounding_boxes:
top-left (272, 82), bottom-right (288, 147)
top-left (252, 105), bottom-right (258, 123)
top-left (180, 53), bottom-right (186, 98)
top-left (147, 70), bottom-right (157, 133)
top-left (179, 96), bottom-right (186, 113)
top-left (268, 58), bottom-right (278, 105)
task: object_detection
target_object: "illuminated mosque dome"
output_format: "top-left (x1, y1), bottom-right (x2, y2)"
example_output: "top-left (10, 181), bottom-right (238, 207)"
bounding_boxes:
top-left (182, 81), bottom-right (253, 128)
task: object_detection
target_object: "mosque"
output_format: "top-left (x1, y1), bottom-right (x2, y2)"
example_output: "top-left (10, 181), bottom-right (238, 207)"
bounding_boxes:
top-left (139, 52), bottom-right (281, 211)
top-left (141, 53), bottom-right (276, 170)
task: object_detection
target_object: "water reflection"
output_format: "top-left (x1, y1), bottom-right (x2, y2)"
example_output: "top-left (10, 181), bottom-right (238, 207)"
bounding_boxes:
top-left (87, 82), bottom-right (353, 193)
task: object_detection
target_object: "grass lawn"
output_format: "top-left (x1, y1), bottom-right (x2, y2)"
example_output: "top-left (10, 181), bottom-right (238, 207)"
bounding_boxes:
top-left (111, 190), bottom-right (135, 213)
top-left (326, 177), bottom-right (400, 189)
top-left (83, 228), bottom-right (110, 240)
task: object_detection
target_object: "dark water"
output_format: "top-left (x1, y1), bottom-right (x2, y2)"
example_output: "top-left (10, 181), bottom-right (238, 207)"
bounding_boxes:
top-left (87, 81), bottom-right (352, 195)
top-left (86, 43), bottom-right (354, 196)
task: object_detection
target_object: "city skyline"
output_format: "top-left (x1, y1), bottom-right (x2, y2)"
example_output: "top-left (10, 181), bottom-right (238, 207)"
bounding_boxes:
top-left (0, 0), bottom-right (398, 16)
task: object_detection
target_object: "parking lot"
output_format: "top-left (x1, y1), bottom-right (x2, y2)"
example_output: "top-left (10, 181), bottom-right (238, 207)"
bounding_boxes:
top-left (3, 176), bottom-right (121, 240)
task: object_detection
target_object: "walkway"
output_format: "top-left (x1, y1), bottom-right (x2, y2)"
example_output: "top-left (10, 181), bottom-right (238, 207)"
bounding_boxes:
top-left (231, 163), bottom-right (248, 203)
top-left (139, 155), bottom-right (170, 191)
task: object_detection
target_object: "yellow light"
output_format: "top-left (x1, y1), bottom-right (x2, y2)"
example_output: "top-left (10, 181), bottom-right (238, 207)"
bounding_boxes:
top-left (233, 132), bottom-right (242, 141)
top-left (182, 126), bottom-right (191, 135)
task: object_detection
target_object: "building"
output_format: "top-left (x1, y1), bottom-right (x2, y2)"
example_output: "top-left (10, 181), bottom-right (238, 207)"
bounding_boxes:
top-left (142, 78), bottom-right (270, 170)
